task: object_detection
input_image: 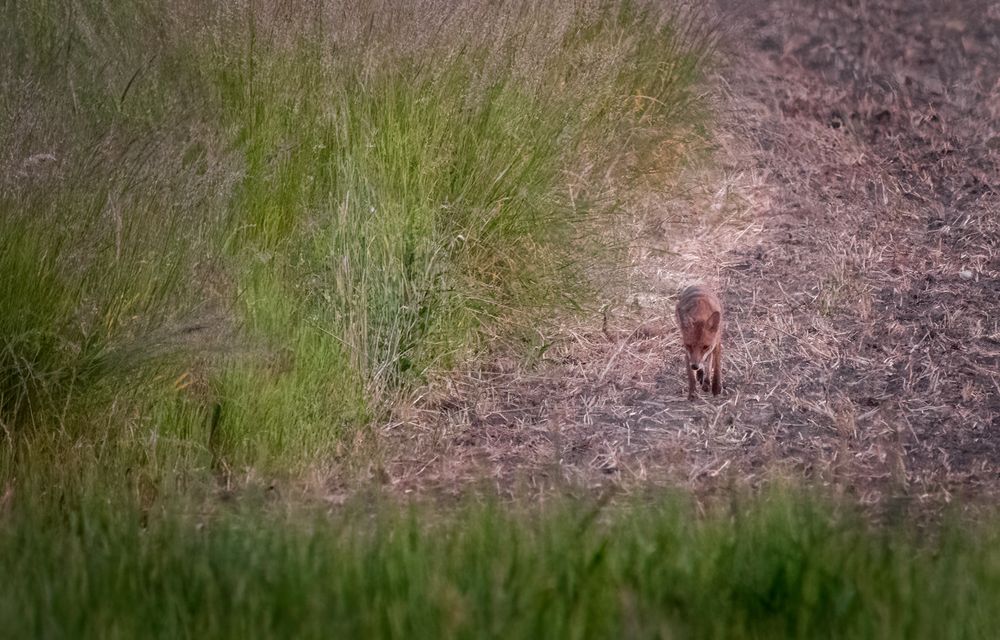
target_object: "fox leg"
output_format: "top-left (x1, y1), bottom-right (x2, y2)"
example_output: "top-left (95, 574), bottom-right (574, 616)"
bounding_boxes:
top-left (711, 343), bottom-right (722, 396)
top-left (687, 362), bottom-right (696, 400)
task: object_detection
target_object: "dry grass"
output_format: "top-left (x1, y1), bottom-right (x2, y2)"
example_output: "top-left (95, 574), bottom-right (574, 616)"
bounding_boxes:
top-left (378, 0), bottom-right (1000, 511)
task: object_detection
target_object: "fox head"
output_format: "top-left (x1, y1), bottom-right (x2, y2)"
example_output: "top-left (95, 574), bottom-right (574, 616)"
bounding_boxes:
top-left (680, 311), bottom-right (720, 373)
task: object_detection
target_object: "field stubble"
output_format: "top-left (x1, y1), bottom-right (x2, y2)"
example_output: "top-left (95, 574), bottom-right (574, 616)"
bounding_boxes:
top-left (384, 0), bottom-right (1000, 513)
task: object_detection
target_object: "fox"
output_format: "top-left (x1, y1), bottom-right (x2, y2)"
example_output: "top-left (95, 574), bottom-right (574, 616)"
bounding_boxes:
top-left (675, 284), bottom-right (723, 400)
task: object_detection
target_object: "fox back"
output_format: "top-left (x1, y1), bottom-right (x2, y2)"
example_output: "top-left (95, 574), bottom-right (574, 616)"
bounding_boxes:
top-left (675, 285), bottom-right (723, 397)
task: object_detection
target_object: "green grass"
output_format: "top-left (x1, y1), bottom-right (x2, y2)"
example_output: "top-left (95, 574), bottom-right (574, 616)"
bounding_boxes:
top-left (6, 5), bottom-right (992, 638)
top-left (13, 5), bottom-right (980, 638)
top-left (1, 490), bottom-right (997, 639)
top-left (1, 0), bottom-right (714, 468)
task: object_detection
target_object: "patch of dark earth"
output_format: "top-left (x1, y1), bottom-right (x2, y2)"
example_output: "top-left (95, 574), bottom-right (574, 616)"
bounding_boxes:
top-left (716, 0), bottom-right (999, 501)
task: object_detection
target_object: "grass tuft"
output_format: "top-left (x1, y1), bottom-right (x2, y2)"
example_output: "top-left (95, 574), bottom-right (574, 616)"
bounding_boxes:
top-left (1, 0), bottom-right (715, 467)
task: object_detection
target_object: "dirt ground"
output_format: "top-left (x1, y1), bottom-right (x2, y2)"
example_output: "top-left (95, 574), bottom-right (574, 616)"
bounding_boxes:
top-left (381, 0), bottom-right (1000, 507)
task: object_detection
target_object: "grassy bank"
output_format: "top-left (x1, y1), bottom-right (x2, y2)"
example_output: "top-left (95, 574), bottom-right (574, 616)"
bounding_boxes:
top-left (1, 0), bottom-right (713, 470)
top-left (1, 491), bottom-right (996, 640)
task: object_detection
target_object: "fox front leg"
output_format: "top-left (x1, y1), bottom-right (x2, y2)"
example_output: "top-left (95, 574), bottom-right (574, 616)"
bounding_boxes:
top-left (711, 344), bottom-right (722, 396)
top-left (687, 362), bottom-right (697, 400)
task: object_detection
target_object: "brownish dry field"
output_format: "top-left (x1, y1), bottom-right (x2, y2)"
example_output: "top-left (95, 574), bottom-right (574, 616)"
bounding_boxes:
top-left (380, 0), bottom-right (1000, 507)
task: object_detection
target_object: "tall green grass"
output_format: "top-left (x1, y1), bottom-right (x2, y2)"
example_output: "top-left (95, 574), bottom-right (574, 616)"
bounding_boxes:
top-left (1, 0), bottom-right (713, 469)
top-left (1, 491), bottom-right (996, 639)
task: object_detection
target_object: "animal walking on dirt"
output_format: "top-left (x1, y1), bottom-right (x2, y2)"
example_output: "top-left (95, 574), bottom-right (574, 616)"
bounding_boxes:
top-left (675, 285), bottom-right (723, 400)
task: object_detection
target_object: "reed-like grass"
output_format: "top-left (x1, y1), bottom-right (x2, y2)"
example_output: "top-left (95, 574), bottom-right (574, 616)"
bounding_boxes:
top-left (1, 0), bottom-right (713, 468)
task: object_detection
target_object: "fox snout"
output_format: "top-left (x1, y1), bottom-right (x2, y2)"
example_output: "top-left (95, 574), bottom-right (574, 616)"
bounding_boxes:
top-left (686, 348), bottom-right (711, 368)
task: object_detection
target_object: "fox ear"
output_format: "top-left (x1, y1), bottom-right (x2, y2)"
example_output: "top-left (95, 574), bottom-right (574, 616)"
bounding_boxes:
top-left (707, 311), bottom-right (720, 332)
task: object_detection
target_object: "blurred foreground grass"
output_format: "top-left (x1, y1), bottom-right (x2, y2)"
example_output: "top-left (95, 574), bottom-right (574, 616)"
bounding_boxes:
top-left (2, 489), bottom-right (997, 640)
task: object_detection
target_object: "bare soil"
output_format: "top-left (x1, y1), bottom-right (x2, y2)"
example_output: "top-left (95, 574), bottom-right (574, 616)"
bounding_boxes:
top-left (381, 0), bottom-right (1000, 507)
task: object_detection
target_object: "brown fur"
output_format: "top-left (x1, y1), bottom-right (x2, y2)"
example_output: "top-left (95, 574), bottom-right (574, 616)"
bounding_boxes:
top-left (675, 285), bottom-right (723, 400)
